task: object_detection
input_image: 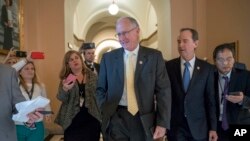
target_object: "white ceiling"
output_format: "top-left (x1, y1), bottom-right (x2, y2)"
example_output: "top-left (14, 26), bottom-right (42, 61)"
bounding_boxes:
top-left (72, 0), bottom-right (155, 40)
top-left (64, 0), bottom-right (172, 60)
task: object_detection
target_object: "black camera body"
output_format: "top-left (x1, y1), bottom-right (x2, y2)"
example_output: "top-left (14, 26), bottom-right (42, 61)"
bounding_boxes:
top-left (15, 51), bottom-right (27, 57)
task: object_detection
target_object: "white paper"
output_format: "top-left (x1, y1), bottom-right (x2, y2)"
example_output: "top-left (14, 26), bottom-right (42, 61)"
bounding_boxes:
top-left (12, 96), bottom-right (50, 122)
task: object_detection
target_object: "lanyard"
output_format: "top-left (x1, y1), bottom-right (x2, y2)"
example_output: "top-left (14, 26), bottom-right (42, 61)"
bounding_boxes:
top-left (24, 82), bottom-right (35, 100)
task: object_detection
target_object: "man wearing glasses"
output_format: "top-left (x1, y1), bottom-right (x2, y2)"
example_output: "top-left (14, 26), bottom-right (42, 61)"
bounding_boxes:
top-left (213, 43), bottom-right (250, 141)
top-left (96, 16), bottom-right (171, 141)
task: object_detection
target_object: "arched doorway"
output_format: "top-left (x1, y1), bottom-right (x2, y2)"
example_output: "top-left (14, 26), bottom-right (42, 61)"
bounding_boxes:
top-left (64, 0), bottom-right (172, 62)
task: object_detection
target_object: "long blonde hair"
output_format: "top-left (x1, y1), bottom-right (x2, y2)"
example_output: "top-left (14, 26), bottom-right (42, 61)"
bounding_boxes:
top-left (59, 50), bottom-right (87, 80)
top-left (19, 62), bottom-right (41, 91)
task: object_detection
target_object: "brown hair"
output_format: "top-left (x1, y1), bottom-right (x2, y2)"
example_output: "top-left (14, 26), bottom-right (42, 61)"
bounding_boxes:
top-left (180, 28), bottom-right (199, 41)
top-left (59, 50), bottom-right (87, 80)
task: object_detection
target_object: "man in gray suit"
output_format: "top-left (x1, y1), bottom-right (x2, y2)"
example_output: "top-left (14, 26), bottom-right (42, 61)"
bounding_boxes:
top-left (165, 28), bottom-right (218, 141)
top-left (0, 64), bottom-right (43, 141)
top-left (96, 17), bottom-right (171, 141)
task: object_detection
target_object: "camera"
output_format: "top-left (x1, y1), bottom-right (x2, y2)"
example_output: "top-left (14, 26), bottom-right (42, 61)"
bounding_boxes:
top-left (15, 51), bottom-right (27, 57)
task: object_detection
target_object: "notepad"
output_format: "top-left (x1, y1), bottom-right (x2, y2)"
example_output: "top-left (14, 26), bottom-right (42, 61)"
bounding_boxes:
top-left (12, 96), bottom-right (50, 122)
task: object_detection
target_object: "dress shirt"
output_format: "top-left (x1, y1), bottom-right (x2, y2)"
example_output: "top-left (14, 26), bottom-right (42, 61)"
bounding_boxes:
top-left (119, 45), bottom-right (139, 106)
top-left (218, 71), bottom-right (231, 121)
top-left (181, 56), bottom-right (196, 79)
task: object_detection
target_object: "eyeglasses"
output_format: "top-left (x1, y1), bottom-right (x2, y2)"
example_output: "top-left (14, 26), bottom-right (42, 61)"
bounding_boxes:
top-left (216, 57), bottom-right (234, 64)
top-left (115, 26), bottom-right (138, 38)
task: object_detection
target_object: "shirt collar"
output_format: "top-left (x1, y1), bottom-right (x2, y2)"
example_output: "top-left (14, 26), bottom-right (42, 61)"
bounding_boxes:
top-left (124, 44), bottom-right (139, 56)
top-left (219, 71), bottom-right (232, 79)
top-left (181, 55), bottom-right (196, 68)
top-left (85, 61), bottom-right (93, 65)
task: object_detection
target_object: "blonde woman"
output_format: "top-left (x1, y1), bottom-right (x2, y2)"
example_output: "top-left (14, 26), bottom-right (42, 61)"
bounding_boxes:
top-left (2, 47), bottom-right (18, 65)
top-left (3, 47), bottom-right (30, 70)
top-left (16, 62), bottom-right (52, 141)
top-left (55, 50), bottom-right (101, 141)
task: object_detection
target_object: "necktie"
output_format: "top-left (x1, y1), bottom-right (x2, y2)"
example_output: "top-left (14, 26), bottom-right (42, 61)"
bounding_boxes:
top-left (126, 53), bottom-right (138, 115)
top-left (183, 62), bottom-right (190, 92)
top-left (222, 76), bottom-right (229, 130)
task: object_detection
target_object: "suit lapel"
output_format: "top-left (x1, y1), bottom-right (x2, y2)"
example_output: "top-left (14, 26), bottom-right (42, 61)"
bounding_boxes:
top-left (187, 58), bottom-right (201, 93)
top-left (214, 71), bottom-right (221, 118)
top-left (135, 47), bottom-right (148, 82)
top-left (228, 69), bottom-right (237, 93)
top-left (115, 48), bottom-right (125, 88)
top-left (214, 71), bottom-right (220, 100)
top-left (175, 58), bottom-right (184, 91)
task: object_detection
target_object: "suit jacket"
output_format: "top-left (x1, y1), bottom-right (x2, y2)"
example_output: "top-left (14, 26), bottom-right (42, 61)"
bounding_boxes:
top-left (96, 46), bottom-right (171, 139)
top-left (165, 57), bottom-right (217, 140)
top-left (55, 68), bottom-right (101, 130)
top-left (214, 68), bottom-right (250, 125)
top-left (94, 62), bottom-right (100, 73)
top-left (0, 64), bottom-right (25, 141)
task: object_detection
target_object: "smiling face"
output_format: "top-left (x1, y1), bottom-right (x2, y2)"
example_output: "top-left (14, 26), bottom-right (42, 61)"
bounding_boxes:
top-left (177, 30), bottom-right (198, 61)
top-left (116, 17), bottom-right (140, 51)
top-left (19, 63), bottom-right (35, 82)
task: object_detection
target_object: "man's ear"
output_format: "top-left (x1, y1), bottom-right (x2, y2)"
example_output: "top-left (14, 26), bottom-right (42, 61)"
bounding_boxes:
top-left (194, 40), bottom-right (199, 49)
top-left (136, 27), bottom-right (140, 34)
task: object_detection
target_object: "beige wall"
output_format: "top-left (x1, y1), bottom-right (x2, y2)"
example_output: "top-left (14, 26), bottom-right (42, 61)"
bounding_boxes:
top-left (206, 0), bottom-right (250, 68)
top-left (23, 0), bottom-right (65, 132)
top-left (171, 0), bottom-right (207, 60)
top-left (170, 0), bottom-right (250, 68)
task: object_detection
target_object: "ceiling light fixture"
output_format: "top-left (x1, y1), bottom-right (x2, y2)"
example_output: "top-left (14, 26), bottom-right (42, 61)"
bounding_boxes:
top-left (108, 0), bottom-right (119, 15)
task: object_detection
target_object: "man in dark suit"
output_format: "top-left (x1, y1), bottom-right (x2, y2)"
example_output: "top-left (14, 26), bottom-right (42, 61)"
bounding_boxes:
top-left (80, 42), bottom-right (100, 74)
top-left (213, 43), bottom-right (250, 141)
top-left (96, 17), bottom-right (171, 141)
top-left (165, 28), bottom-right (217, 141)
top-left (0, 64), bottom-right (43, 141)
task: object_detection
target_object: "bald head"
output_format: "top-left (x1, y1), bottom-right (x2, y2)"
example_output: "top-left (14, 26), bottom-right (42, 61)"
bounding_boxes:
top-left (115, 17), bottom-right (140, 51)
top-left (116, 17), bottom-right (139, 28)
